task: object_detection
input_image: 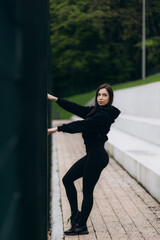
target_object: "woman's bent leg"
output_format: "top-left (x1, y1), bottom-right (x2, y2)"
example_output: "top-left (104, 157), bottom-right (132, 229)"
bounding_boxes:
top-left (79, 148), bottom-right (109, 226)
top-left (79, 169), bottom-right (102, 226)
top-left (62, 155), bottom-right (87, 214)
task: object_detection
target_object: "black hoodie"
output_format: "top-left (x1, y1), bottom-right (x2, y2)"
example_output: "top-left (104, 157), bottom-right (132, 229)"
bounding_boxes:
top-left (57, 98), bottom-right (121, 146)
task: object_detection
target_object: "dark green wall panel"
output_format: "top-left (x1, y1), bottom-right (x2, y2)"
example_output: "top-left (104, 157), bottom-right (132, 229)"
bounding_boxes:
top-left (0, 1), bottom-right (50, 240)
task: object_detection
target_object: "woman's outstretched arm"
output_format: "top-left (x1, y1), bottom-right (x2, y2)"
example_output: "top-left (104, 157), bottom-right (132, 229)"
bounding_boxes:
top-left (47, 93), bottom-right (93, 119)
top-left (57, 111), bottom-right (112, 134)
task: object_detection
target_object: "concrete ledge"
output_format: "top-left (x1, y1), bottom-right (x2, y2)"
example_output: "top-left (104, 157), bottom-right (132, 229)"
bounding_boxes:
top-left (51, 128), bottom-right (63, 240)
top-left (113, 82), bottom-right (160, 118)
top-left (115, 114), bottom-right (160, 146)
top-left (106, 127), bottom-right (160, 203)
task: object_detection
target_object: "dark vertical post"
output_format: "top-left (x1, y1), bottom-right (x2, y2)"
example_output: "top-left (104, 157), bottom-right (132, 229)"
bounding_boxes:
top-left (47, 29), bottom-right (52, 235)
top-left (0, 0), bottom-right (50, 239)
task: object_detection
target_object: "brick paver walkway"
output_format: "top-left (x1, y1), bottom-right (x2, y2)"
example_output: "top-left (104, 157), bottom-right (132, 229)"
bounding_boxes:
top-left (54, 120), bottom-right (160, 240)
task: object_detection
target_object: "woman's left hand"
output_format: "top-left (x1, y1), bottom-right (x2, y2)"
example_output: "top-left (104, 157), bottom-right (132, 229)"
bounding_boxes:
top-left (47, 127), bottom-right (57, 135)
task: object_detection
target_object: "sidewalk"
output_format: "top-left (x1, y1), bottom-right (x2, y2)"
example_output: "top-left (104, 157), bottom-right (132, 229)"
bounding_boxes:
top-left (52, 120), bottom-right (160, 240)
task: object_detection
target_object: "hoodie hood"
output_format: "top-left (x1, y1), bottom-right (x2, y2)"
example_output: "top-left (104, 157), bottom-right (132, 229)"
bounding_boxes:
top-left (109, 105), bottom-right (121, 120)
top-left (98, 105), bottom-right (121, 122)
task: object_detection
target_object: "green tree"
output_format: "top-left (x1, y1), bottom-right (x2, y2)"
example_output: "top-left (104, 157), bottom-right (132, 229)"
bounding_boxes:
top-left (49, 0), bottom-right (159, 97)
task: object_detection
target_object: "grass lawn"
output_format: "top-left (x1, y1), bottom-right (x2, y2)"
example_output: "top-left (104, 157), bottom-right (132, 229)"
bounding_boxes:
top-left (112, 72), bottom-right (160, 91)
top-left (51, 72), bottom-right (160, 120)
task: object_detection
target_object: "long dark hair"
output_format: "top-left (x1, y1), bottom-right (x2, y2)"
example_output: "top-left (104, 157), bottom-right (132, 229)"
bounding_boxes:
top-left (87, 83), bottom-right (114, 116)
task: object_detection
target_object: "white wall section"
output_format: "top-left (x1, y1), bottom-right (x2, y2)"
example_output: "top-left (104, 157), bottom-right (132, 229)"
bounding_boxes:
top-left (106, 81), bottom-right (160, 203)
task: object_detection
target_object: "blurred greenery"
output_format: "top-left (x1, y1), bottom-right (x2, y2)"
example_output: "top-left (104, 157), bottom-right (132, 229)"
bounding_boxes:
top-left (51, 72), bottom-right (160, 119)
top-left (50, 0), bottom-right (160, 97)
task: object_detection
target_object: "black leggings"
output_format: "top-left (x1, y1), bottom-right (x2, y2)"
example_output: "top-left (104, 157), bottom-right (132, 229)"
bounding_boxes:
top-left (62, 145), bottom-right (109, 226)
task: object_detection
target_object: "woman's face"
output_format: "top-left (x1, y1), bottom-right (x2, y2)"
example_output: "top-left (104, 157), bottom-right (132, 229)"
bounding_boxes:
top-left (97, 88), bottom-right (110, 106)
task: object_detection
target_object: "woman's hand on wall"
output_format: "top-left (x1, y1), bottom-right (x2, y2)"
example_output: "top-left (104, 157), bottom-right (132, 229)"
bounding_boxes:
top-left (47, 93), bottom-right (58, 102)
top-left (47, 127), bottom-right (58, 135)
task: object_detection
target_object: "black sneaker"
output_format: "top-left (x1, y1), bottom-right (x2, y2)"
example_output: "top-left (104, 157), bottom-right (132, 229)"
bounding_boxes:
top-left (64, 226), bottom-right (75, 235)
top-left (67, 211), bottom-right (81, 227)
top-left (64, 223), bottom-right (89, 235)
top-left (72, 211), bottom-right (81, 226)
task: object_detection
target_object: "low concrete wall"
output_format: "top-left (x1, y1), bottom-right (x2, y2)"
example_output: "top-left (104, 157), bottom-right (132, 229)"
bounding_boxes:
top-left (113, 82), bottom-right (160, 146)
top-left (106, 128), bottom-right (160, 203)
top-left (115, 115), bottom-right (160, 146)
top-left (106, 81), bottom-right (160, 203)
top-left (113, 82), bottom-right (160, 118)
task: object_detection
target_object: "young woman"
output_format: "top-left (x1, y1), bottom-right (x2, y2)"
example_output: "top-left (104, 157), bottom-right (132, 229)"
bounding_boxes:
top-left (48, 83), bottom-right (120, 236)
